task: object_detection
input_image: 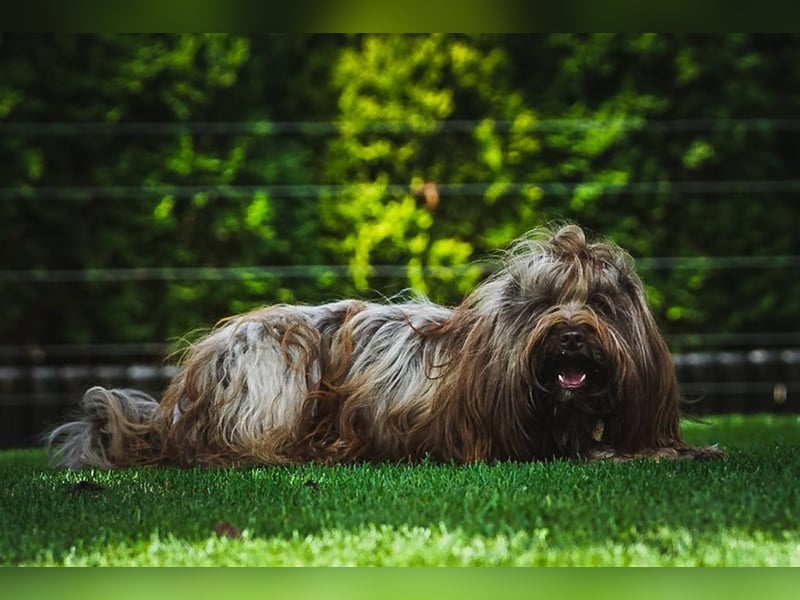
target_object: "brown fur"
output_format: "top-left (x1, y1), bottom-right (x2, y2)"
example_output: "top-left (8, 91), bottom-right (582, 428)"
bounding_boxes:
top-left (46, 224), bottom-right (723, 468)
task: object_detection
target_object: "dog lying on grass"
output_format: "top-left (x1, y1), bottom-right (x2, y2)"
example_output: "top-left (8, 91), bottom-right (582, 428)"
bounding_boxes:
top-left (47, 224), bottom-right (723, 468)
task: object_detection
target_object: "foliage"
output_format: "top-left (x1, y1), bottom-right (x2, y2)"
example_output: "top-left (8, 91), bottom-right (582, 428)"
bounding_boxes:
top-left (1, 415), bottom-right (798, 566)
top-left (0, 34), bottom-right (340, 346)
top-left (2, 34), bottom-right (800, 351)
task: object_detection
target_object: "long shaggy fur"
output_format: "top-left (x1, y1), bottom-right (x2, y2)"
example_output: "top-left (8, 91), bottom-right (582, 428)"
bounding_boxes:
top-left (47, 224), bottom-right (723, 468)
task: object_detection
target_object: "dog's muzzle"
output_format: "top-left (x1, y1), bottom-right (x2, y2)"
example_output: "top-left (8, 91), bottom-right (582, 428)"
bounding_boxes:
top-left (556, 331), bottom-right (589, 389)
top-left (538, 326), bottom-right (608, 399)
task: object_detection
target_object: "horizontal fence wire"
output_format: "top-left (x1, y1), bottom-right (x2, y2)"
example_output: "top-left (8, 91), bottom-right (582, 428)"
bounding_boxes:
top-left (5, 118), bottom-right (800, 136)
top-left (5, 180), bottom-right (800, 200)
top-left (1, 254), bottom-right (800, 283)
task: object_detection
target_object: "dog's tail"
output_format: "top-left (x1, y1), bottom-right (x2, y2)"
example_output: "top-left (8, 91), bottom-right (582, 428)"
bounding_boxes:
top-left (45, 386), bottom-right (162, 469)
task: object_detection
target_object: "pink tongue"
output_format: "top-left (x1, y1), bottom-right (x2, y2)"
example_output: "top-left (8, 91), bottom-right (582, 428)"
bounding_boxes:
top-left (558, 368), bottom-right (587, 389)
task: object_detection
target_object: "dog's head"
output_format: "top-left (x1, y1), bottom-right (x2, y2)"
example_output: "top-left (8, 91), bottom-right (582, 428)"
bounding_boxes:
top-left (521, 225), bottom-right (680, 455)
top-left (457, 224), bottom-right (682, 459)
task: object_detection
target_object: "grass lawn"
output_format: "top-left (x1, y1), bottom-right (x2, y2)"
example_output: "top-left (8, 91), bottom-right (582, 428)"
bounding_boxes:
top-left (1, 414), bottom-right (798, 566)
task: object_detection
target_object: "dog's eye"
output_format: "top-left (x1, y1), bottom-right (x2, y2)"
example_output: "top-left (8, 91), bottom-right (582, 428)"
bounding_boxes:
top-left (590, 294), bottom-right (618, 317)
top-left (533, 294), bottom-right (555, 310)
top-left (616, 272), bottom-right (639, 297)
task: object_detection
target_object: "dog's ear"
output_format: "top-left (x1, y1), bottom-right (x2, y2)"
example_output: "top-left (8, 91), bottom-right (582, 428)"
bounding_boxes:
top-left (614, 284), bottom-right (684, 452)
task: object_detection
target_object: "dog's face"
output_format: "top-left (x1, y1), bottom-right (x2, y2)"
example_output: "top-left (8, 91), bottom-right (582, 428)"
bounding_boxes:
top-left (520, 239), bottom-right (633, 410)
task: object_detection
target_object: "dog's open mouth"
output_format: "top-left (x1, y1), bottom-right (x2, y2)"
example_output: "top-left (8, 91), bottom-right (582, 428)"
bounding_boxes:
top-left (547, 353), bottom-right (605, 392)
top-left (555, 354), bottom-right (593, 390)
top-left (558, 364), bottom-right (587, 389)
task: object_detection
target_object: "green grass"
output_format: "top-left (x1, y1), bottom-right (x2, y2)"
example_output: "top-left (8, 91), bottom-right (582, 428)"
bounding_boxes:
top-left (1, 415), bottom-right (798, 566)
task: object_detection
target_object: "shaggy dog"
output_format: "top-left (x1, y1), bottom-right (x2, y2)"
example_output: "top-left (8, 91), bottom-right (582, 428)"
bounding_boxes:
top-left (47, 224), bottom-right (722, 468)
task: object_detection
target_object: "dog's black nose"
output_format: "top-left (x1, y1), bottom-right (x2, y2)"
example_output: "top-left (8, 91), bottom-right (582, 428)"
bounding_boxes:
top-left (559, 331), bottom-right (585, 351)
